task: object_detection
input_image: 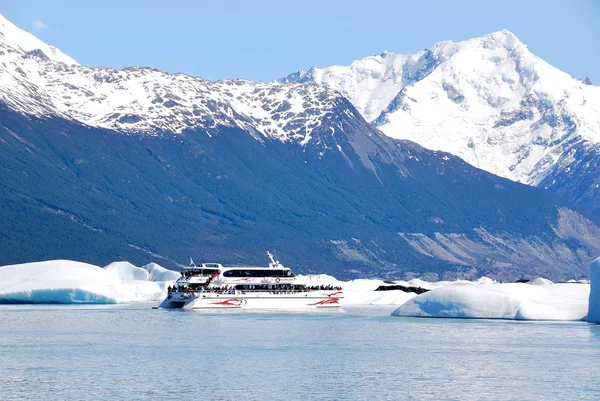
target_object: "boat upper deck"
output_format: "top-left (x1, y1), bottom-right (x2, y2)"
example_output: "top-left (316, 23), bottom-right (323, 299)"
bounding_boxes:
top-left (179, 262), bottom-right (295, 279)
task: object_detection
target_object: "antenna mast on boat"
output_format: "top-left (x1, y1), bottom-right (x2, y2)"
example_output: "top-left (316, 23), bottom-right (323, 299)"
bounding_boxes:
top-left (267, 251), bottom-right (278, 267)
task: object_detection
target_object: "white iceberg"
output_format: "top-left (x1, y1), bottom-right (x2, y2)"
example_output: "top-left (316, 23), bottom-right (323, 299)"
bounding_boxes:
top-left (142, 262), bottom-right (181, 282)
top-left (2, 259), bottom-right (591, 315)
top-left (105, 261), bottom-right (150, 281)
top-left (391, 282), bottom-right (589, 321)
top-left (0, 260), bottom-right (175, 304)
top-left (588, 257), bottom-right (600, 324)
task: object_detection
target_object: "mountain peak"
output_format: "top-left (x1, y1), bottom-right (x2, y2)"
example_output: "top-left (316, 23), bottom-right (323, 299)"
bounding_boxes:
top-left (483, 29), bottom-right (526, 50)
top-left (425, 29), bottom-right (528, 62)
top-left (489, 28), bottom-right (518, 40)
top-left (0, 12), bottom-right (77, 65)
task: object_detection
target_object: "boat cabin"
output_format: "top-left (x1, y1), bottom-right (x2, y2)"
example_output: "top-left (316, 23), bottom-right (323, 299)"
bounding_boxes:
top-left (222, 268), bottom-right (294, 278)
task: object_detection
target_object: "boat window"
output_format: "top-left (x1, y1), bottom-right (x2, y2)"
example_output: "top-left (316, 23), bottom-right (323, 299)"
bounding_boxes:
top-left (222, 269), bottom-right (294, 277)
top-left (183, 269), bottom-right (219, 276)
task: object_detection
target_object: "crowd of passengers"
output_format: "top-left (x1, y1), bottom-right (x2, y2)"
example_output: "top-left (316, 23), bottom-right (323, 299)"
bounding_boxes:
top-left (167, 284), bottom-right (343, 293)
top-left (180, 270), bottom-right (219, 278)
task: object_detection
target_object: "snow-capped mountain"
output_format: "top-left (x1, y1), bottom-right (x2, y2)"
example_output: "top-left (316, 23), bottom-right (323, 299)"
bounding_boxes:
top-left (0, 13), bottom-right (352, 144)
top-left (282, 30), bottom-right (600, 190)
top-left (2, 13), bottom-right (600, 281)
top-left (0, 14), bottom-right (76, 65)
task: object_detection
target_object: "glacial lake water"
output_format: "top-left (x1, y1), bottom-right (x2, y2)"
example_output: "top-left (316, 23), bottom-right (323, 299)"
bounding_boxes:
top-left (1, 304), bottom-right (600, 400)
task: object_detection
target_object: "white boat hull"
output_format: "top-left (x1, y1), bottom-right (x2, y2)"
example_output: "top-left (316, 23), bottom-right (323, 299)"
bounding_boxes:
top-left (158, 291), bottom-right (343, 310)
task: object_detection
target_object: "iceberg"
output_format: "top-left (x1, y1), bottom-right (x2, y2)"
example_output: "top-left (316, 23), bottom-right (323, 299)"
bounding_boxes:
top-left (142, 262), bottom-right (181, 282)
top-left (105, 261), bottom-right (150, 281)
top-left (391, 281), bottom-right (589, 321)
top-left (0, 260), bottom-right (175, 304)
top-left (588, 257), bottom-right (600, 323)
top-left (2, 259), bottom-right (591, 315)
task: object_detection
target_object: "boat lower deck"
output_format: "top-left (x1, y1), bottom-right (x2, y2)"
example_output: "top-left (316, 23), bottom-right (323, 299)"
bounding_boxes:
top-left (158, 290), bottom-right (343, 310)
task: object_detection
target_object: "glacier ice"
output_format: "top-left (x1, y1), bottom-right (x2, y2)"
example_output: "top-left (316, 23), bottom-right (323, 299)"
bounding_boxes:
top-left (391, 281), bottom-right (589, 321)
top-left (0, 260), bottom-right (174, 304)
top-left (142, 262), bottom-right (181, 282)
top-left (105, 261), bottom-right (150, 281)
top-left (587, 257), bottom-right (600, 323)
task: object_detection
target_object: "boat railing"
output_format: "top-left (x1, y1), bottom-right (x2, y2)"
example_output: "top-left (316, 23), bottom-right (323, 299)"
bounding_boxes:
top-left (169, 287), bottom-right (342, 295)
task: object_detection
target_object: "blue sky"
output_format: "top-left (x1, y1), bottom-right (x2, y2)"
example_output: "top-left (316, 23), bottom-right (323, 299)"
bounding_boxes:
top-left (1, 0), bottom-right (599, 83)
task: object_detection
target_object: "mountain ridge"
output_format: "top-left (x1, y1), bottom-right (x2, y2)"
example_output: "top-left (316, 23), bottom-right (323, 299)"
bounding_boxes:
top-left (0, 13), bottom-right (359, 149)
top-left (2, 14), bottom-right (600, 280)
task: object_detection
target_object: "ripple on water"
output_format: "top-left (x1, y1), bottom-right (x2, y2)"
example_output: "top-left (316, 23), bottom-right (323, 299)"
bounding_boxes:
top-left (0, 305), bottom-right (600, 400)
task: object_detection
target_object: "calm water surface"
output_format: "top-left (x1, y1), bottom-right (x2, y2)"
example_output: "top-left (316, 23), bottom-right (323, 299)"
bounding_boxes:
top-left (1, 304), bottom-right (600, 400)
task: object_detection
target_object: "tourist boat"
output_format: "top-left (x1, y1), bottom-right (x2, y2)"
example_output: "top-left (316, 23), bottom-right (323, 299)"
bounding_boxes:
top-left (156, 252), bottom-right (343, 309)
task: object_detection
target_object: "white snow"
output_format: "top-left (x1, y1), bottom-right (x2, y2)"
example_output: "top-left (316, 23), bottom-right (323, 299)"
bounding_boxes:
top-left (291, 30), bottom-right (600, 186)
top-left (0, 12), bottom-right (348, 143)
top-left (0, 260), bottom-right (174, 304)
top-left (391, 281), bottom-right (589, 321)
top-left (587, 257), bottom-right (600, 323)
top-left (0, 13), bottom-right (77, 65)
top-left (291, 52), bottom-right (418, 122)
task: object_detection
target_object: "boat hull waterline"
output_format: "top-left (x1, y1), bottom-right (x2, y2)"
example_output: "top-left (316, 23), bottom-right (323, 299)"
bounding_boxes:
top-left (158, 291), bottom-right (343, 310)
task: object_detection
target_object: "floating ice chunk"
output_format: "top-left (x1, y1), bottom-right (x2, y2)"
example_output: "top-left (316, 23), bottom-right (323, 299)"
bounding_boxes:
top-left (0, 288), bottom-right (118, 304)
top-left (0, 260), bottom-right (129, 304)
top-left (0, 260), bottom-right (170, 304)
top-left (392, 283), bottom-right (589, 321)
top-left (588, 257), bottom-right (600, 324)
